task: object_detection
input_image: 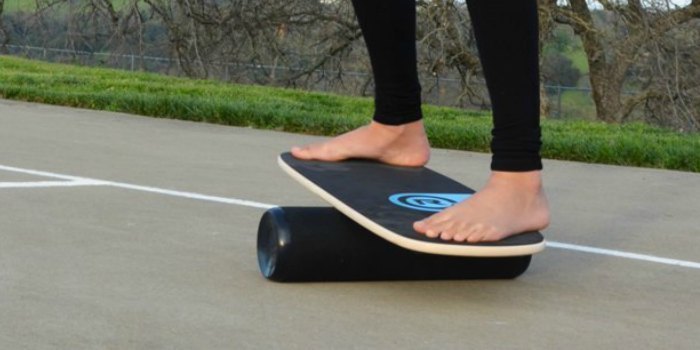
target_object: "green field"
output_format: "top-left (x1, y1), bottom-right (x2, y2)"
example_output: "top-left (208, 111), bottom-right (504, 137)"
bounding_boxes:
top-left (559, 90), bottom-right (596, 120)
top-left (0, 55), bottom-right (698, 172)
top-left (3, 0), bottom-right (36, 12)
top-left (564, 48), bottom-right (589, 74)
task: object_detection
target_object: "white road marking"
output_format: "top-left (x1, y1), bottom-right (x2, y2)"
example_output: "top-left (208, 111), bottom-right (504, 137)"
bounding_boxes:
top-left (0, 164), bottom-right (275, 208)
top-left (1, 163), bottom-right (698, 270)
top-left (0, 180), bottom-right (108, 188)
top-left (105, 182), bottom-right (275, 209)
top-left (0, 165), bottom-right (95, 182)
top-left (546, 241), bottom-right (700, 269)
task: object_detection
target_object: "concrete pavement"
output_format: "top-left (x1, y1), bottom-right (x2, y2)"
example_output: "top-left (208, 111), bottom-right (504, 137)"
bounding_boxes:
top-left (1, 99), bottom-right (698, 349)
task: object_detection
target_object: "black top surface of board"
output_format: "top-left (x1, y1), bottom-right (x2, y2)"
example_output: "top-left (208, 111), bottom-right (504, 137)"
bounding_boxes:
top-left (280, 153), bottom-right (543, 248)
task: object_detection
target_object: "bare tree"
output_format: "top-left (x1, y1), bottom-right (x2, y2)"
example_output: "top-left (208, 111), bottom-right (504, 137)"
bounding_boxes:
top-left (547, 0), bottom-right (700, 127)
top-left (634, 18), bottom-right (700, 131)
top-left (140, 0), bottom-right (366, 87)
top-left (4, 0), bottom-right (699, 129)
top-left (0, 0), bottom-right (9, 53)
top-left (417, 1), bottom-right (486, 107)
top-left (78, 0), bottom-right (149, 69)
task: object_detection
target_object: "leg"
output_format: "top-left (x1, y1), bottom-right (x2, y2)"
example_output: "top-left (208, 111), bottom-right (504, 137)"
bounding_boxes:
top-left (291, 0), bottom-right (430, 167)
top-left (414, 0), bottom-right (550, 242)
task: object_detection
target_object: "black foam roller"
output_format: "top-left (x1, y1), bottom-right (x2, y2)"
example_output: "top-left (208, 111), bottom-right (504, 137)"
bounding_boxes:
top-left (257, 207), bottom-right (532, 282)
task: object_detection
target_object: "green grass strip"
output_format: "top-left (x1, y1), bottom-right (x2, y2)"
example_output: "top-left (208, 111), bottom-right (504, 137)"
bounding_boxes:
top-left (1, 55), bottom-right (698, 172)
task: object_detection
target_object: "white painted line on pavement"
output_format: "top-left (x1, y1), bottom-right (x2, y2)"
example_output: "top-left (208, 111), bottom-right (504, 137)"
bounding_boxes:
top-left (1, 163), bottom-right (698, 270)
top-left (0, 165), bottom-right (95, 182)
top-left (546, 241), bottom-right (700, 269)
top-left (105, 182), bottom-right (275, 209)
top-left (0, 164), bottom-right (274, 209)
top-left (0, 180), bottom-right (108, 188)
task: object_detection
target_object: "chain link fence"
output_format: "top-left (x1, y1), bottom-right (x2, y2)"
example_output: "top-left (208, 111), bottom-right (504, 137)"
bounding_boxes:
top-left (4, 44), bottom-right (596, 120)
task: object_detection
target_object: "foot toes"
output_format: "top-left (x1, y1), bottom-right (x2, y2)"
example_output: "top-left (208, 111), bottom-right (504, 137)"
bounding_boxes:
top-left (413, 220), bottom-right (427, 233)
top-left (414, 216), bottom-right (444, 234)
top-left (466, 235), bottom-right (482, 243)
top-left (452, 233), bottom-right (466, 242)
top-left (424, 229), bottom-right (440, 239)
top-left (291, 146), bottom-right (311, 159)
top-left (439, 231), bottom-right (454, 241)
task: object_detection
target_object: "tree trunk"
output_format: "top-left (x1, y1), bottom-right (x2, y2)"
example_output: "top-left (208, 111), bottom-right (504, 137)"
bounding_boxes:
top-left (588, 63), bottom-right (625, 123)
top-left (0, 0), bottom-right (9, 53)
top-left (537, 0), bottom-right (557, 118)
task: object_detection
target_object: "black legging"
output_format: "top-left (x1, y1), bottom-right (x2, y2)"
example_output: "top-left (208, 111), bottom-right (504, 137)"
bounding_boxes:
top-left (352, 0), bottom-right (542, 171)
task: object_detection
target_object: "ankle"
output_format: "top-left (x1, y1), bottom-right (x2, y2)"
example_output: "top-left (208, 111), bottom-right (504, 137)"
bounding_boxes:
top-left (489, 170), bottom-right (543, 191)
top-left (371, 119), bottom-right (424, 132)
top-left (369, 121), bottom-right (408, 136)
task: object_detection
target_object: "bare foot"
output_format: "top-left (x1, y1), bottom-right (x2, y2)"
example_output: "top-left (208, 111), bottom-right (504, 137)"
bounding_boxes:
top-left (291, 120), bottom-right (430, 167)
top-left (413, 171), bottom-right (550, 243)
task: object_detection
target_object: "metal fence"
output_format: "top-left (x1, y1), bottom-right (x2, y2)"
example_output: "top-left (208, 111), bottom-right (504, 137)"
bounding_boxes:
top-left (3, 44), bottom-right (596, 120)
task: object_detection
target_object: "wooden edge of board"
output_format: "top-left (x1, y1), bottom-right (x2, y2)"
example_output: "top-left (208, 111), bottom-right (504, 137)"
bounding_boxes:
top-left (278, 155), bottom-right (546, 257)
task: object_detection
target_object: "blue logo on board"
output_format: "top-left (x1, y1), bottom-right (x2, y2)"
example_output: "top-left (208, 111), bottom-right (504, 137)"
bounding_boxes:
top-left (388, 193), bottom-right (472, 212)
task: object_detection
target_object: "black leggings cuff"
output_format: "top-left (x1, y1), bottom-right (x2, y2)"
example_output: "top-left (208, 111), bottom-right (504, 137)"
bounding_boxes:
top-left (373, 110), bottom-right (423, 125)
top-left (372, 90), bottom-right (423, 125)
top-left (491, 157), bottom-right (543, 172)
